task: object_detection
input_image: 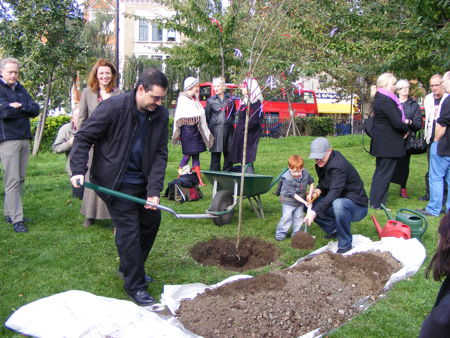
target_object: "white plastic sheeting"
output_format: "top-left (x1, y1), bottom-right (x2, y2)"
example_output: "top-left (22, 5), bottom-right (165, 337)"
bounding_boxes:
top-left (5, 235), bottom-right (426, 338)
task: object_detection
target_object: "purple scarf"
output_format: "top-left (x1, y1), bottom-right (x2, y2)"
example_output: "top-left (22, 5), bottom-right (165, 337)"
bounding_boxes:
top-left (377, 88), bottom-right (405, 122)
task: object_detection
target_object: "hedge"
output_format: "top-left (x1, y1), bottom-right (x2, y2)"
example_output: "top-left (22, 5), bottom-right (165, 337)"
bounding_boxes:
top-left (30, 115), bottom-right (71, 153)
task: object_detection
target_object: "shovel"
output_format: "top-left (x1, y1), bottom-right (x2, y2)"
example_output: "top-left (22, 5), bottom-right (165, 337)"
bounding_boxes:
top-left (294, 194), bottom-right (314, 233)
top-left (81, 181), bottom-right (219, 219)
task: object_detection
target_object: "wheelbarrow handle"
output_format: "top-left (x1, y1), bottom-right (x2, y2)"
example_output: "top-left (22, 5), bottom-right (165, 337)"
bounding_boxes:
top-left (81, 181), bottom-right (217, 219)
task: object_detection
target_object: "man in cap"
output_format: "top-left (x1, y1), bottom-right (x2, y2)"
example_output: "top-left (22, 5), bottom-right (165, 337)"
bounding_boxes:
top-left (305, 137), bottom-right (368, 253)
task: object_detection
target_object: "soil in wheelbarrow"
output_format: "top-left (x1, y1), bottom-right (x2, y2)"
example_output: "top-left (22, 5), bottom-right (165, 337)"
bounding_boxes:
top-left (178, 251), bottom-right (401, 337)
top-left (190, 237), bottom-right (280, 272)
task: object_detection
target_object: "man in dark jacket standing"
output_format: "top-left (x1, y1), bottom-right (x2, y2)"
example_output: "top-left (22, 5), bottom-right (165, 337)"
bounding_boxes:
top-left (0, 58), bottom-right (40, 233)
top-left (305, 137), bottom-right (368, 254)
top-left (419, 71), bottom-right (450, 217)
top-left (70, 69), bottom-right (169, 306)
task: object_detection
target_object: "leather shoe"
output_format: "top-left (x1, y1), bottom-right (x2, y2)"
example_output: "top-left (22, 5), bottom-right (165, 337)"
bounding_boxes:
top-left (416, 208), bottom-right (438, 217)
top-left (14, 221), bottom-right (28, 233)
top-left (117, 270), bottom-right (153, 283)
top-left (337, 246), bottom-right (352, 254)
top-left (127, 290), bottom-right (156, 306)
top-left (6, 216), bottom-right (31, 224)
top-left (324, 231), bottom-right (337, 239)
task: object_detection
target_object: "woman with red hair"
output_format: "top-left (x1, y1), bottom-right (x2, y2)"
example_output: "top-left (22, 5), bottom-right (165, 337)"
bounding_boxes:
top-left (78, 59), bottom-right (122, 227)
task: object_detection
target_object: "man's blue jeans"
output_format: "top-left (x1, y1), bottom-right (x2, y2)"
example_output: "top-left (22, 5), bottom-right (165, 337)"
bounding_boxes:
top-left (426, 141), bottom-right (450, 216)
top-left (314, 198), bottom-right (368, 249)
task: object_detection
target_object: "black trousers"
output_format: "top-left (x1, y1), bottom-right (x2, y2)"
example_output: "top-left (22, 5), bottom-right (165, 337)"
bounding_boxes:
top-left (105, 183), bottom-right (161, 293)
top-left (370, 157), bottom-right (398, 208)
top-left (210, 151), bottom-right (233, 171)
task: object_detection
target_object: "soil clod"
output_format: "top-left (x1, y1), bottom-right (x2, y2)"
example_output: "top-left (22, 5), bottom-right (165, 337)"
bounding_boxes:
top-left (190, 237), bottom-right (280, 271)
top-left (291, 231), bottom-right (316, 250)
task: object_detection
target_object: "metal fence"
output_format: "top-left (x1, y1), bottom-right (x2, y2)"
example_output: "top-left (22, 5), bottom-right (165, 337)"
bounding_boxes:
top-left (260, 116), bottom-right (364, 138)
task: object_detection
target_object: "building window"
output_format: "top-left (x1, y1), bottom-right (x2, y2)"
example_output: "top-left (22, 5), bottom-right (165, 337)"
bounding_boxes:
top-left (167, 28), bottom-right (176, 41)
top-left (139, 19), bottom-right (148, 41)
top-left (151, 55), bottom-right (163, 60)
top-left (152, 24), bottom-right (163, 41)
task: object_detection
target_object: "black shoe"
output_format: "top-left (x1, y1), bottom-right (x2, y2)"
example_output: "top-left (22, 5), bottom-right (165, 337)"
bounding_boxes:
top-left (337, 246), bottom-right (352, 254)
top-left (324, 231), bottom-right (337, 239)
top-left (117, 270), bottom-right (153, 283)
top-left (416, 208), bottom-right (438, 217)
top-left (6, 216), bottom-right (31, 224)
top-left (127, 290), bottom-right (156, 306)
top-left (13, 221), bottom-right (28, 233)
top-left (418, 195), bottom-right (429, 201)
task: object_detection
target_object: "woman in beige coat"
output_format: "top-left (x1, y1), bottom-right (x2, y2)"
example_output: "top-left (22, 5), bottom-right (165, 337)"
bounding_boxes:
top-left (78, 59), bottom-right (122, 227)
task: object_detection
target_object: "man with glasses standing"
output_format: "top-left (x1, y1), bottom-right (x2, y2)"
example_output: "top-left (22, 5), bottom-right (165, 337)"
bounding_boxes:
top-left (70, 69), bottom-right (169, 306)
top-left (418, 72), bottom-right (450, 217)
top-left (419, 74), bottom-right (448, 201)
top-left (305, 137), bottom-right (368, 254)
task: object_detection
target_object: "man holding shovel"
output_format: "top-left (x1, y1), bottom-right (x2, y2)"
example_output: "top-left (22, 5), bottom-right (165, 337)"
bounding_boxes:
top-left (305, 137), bottom-right (368, 253)
top-left (70, 69), bottom-right (169, 306)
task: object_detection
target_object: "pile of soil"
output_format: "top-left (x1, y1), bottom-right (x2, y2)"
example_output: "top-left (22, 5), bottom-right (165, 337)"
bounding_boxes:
top-left (291, 232), bottom-right (316, 250)
top-left (178, 250), bottom-right (401, 337)
top-left (190, 237), bottom-right (280, 271)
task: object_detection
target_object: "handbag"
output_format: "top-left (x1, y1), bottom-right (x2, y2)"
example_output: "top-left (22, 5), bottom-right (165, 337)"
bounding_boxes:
top-left (363, 110), bottom-right (375, 138)
top-left (405, 131), bottom-right (427, 155)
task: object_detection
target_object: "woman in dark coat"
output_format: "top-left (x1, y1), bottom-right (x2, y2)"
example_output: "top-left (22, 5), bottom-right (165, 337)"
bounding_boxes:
top-left (229, 78), bottom-right (263, 174)
top-left (205, 77), bottom-right (236, 171)
top-left (391, 79), bottom-right (423, 199)
top-left (419, 212), bottom-right (450, 337)
top-left (369, 72), bottom-right (409, 209)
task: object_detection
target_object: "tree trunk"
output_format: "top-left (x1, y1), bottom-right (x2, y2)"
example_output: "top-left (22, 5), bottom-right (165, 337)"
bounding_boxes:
top-left (236, 87), bottom-right (252, 249)
top-left (286, 91), bottom-right (298, 136)
top-left (32, 72), bottom-right (53, 156)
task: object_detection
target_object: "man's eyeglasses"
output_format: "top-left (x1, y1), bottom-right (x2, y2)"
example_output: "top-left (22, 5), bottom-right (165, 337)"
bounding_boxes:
top-left (430, 84), bottom-right (442, 87)
top-left (151, 95), bottom-right (166, 102)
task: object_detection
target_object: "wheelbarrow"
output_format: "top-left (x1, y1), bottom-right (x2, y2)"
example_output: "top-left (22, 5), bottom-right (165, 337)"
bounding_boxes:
top-left (202, 167), bottom-right (288, 226)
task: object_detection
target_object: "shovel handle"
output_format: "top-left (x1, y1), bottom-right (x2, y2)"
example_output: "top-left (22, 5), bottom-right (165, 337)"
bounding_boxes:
top-left (81, 181), bottom-right (218, 219)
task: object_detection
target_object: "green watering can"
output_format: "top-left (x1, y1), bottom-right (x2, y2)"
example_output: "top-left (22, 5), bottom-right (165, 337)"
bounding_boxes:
top-left (381, 204), bottom-right (428, 240)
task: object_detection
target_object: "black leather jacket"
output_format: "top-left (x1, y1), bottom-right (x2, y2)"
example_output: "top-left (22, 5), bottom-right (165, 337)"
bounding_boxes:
top-left (70, 91), bottom-right (169, 200)
top-left (205, 94), bottom-right (236, 152)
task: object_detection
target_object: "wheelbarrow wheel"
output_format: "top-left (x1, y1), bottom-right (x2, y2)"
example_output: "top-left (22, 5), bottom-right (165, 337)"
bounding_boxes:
top-left (211, 190), bottom-right (234, 226)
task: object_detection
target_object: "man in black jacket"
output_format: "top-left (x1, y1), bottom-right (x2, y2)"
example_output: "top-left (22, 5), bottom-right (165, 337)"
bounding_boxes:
top-left (70, 69), bottom-right (169, 306)
top-left (0, 58), bottom-right (40, 233)
top-left (305, 137), bottom-right (368, 254)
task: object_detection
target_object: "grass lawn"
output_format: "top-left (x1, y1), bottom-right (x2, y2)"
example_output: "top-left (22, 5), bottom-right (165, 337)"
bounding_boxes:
top-left (0, 134), bottom-right (440, 337)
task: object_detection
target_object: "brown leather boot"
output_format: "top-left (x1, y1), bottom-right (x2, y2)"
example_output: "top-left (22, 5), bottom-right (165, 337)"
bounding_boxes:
top-left (400, 188), bottom-right (410, 199)
top-left (193, 166), bottom-right (206, 186)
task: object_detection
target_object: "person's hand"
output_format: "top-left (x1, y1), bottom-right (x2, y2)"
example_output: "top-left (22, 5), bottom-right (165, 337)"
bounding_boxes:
top-left (68, 136), bottom-right (74, 146)
top-left (307, 189), bottom-right (321, 203)
top-left (145, 196), bottom-right (159, 210)
top-left (404, 131), bottom-right (409, 139)
top-left (9, 102), bottom-right (22, 109)
top-left (304, 209), bottom-right (316, 227)
top-left (70, 175), bottom-right (84, 188)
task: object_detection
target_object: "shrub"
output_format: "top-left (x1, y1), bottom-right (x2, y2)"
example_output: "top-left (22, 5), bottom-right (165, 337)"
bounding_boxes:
top-left (307, 116), bottom-right (334, 136)
top-left (30, 115), bottom-right (71, 153)
top-left (292, 116), bottom-right (334, 136)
